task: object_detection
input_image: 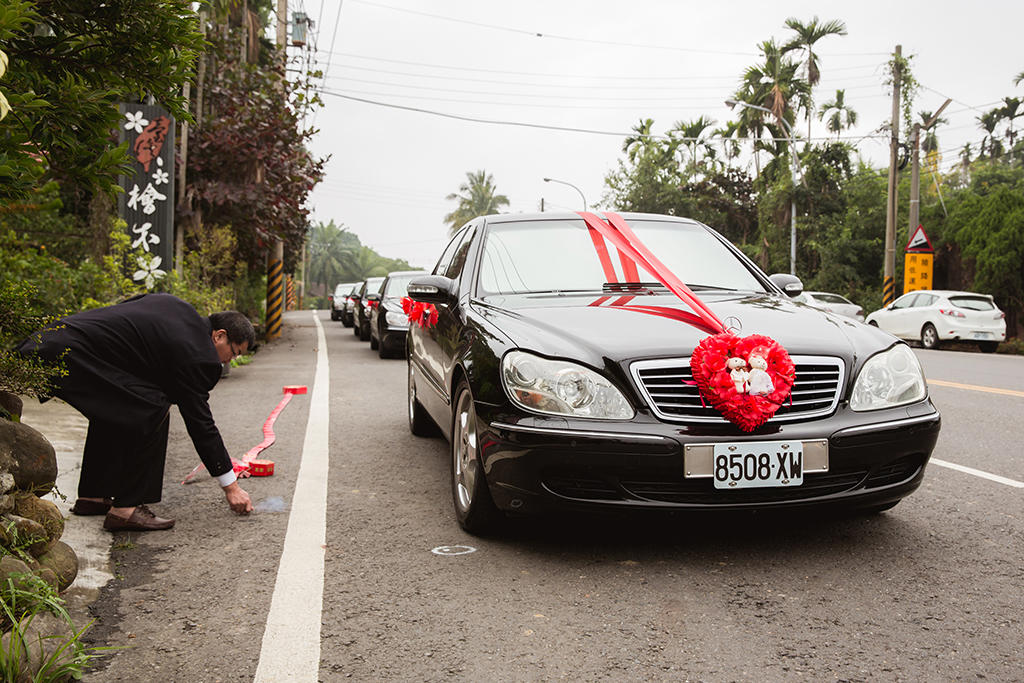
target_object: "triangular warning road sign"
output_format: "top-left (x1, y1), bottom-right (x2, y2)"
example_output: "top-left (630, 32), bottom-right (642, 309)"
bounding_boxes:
top-left (905, 225), bottom-right (934, 253)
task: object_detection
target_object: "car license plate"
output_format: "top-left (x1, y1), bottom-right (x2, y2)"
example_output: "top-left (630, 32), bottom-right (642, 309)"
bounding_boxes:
top-left (713, 441), bottom-right (803, 489)
top-left (971, 332), bottom-right (991, 340)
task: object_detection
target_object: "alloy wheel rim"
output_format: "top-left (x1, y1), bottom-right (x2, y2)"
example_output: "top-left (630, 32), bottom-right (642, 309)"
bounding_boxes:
top-left (454, 391), bottom-right (477, 512)
top-left (924, 327), bottom-right (936, 347)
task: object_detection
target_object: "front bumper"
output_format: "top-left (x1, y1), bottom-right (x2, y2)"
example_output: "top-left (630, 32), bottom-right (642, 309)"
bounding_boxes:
top-left (475, 402), bottom-right (941, 514)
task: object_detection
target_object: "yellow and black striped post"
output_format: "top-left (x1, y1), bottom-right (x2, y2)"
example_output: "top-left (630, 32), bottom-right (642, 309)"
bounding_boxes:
top-left (266, 240), bottom-right (284, 340)
top-left (882, 276), bottom-right (895, 307)
top-left (286, 274), bottom-right (296, 311)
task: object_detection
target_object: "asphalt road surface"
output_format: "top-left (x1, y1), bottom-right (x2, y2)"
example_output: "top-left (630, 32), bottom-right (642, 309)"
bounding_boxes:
top-left (31, 310), bottom-right (1022, 681)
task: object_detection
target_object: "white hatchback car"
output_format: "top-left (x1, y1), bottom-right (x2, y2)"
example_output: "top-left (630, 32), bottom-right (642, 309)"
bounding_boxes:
top-left (866, 290), bottom-right (1006, 352)
top-left (794, 291), bottom-right (864, 321)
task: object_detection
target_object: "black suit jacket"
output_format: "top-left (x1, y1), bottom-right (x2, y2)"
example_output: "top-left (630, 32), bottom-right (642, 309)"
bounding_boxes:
top-left (19, 293), bottom-right (233, 477)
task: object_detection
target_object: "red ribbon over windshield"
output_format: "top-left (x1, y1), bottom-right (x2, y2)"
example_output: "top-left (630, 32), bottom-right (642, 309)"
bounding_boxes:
top-left (577, 211), bottom-right (728, 335)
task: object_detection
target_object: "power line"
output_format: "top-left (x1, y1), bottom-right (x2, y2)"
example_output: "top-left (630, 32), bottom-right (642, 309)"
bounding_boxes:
top-left (349, 0), bottom-right (761, 57)
top-left (320, 88), bottom-right (889, 143)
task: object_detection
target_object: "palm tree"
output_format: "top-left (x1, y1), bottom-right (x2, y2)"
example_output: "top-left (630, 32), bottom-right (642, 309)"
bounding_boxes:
top-left (782, 16), bottom-right (848, 141)
top-left (1001, 97), bottom-right (1022, 162)
top-left (732, 39), bottom-right (806, 175)
top-left (622, 118), bottom-right (656, 163)
top-left (916, 110), bottom-right (947, 179)
top-left (668, 116), bottom-right (718, 177)
top-left (1015, 70), bottom-right (1024, 86)
top-left (307, 221), bottom-right (354, 295)
top-left (713, 120), bottom-right (744, 168)
top-left (818, 89), bottom-right (857, 137)
top-left (444, 170), bottom-right (510, 235)
top-left (978, 109), bottom-right (1004, 159)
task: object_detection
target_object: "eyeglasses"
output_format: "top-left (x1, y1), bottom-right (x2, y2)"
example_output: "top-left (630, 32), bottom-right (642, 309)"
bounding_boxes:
top-left (229, 342), bottom-right (244, 358)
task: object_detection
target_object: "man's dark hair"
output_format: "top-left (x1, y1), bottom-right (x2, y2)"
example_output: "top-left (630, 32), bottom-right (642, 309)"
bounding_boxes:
top-left (209, 311), bottom-right (256, 349)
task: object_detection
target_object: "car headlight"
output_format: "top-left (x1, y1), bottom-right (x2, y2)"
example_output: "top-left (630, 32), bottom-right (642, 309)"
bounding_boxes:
top-left (501, 350), bottom-right (634, 419)
top-left (850, 344), bottom-right (927, 411)
top-left (385, 311), bottom-right (408, 326)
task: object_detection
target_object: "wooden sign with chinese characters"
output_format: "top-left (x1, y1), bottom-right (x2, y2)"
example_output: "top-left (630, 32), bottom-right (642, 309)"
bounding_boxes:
top-left (117, 103), bottom-right (175, 287)
top-left (903, 225), bottom-right (934, 294)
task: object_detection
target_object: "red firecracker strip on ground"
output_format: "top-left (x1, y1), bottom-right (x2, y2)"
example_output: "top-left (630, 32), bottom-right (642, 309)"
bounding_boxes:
top-left (181, 385), bottom-right (307, 484)
top-left (576, 212), bottom-right (795, 432)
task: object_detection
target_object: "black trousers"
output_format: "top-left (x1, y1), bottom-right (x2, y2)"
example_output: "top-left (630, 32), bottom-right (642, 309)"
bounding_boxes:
top-left (78, 409), bottom-right (170, 507)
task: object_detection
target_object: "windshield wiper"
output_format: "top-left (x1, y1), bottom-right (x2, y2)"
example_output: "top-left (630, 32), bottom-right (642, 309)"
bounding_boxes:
top-left (602, 282), bottom-right (668, 294)
top-left (685, 284), bottom-right (740, 291)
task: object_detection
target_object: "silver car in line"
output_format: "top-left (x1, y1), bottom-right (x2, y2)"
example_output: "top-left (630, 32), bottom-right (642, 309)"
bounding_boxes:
top-left (794, 291), bottom-right (865, 321)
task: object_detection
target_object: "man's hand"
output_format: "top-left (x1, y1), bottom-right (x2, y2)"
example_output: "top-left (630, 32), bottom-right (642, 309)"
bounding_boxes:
top-left (223, 481), bottom-right (254, 514)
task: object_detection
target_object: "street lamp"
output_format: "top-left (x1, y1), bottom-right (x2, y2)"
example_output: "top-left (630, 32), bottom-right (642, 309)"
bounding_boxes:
top-left (543, 177), bottom-right (587, 212)
top-left (725, 98), bottom-right (800, 276)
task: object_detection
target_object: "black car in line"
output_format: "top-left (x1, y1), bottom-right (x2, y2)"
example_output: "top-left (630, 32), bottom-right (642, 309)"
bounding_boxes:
top-left (353, 276), bottom-right (385, 341)
top-left (331, 282), bottom-right (359, 322)
top-left (367, 270), bottom-right (427, 358)
top-left (405, 212), bottom-right (941, 534)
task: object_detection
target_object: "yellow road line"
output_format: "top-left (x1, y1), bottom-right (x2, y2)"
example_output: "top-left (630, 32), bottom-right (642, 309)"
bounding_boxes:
top-left (928, 378), bottom-right (1024, 398)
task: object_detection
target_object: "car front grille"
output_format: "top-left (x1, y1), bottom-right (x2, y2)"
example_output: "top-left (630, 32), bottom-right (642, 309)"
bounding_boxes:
top-left (630, 355), bottom-right (845, 423)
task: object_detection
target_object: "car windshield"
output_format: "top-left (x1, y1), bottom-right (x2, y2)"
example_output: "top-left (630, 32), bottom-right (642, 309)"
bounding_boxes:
top-left (478, 218), bottom-right (766, 295)
top-left (383, 273), bottom-right (423, 297)
top-left (949, 295), bottom-right (994, 311)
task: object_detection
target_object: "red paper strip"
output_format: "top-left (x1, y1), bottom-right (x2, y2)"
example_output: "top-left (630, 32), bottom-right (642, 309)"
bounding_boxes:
top-left (577, 212), bottom-right (727, 334)
top-left (181, 385), bottom-right (307, 484)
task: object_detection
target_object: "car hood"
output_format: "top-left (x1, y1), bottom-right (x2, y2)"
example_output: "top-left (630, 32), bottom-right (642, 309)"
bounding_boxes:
top-left (475, 292), bottom-right (894, 369)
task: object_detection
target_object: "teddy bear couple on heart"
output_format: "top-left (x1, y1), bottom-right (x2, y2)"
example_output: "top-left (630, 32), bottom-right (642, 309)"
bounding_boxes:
top-left (726, 347), bottom-right (775, 396)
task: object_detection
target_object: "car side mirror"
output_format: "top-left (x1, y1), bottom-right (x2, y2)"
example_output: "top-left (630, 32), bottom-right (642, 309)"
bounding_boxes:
top-left (365, 293), bottom-right (381, 303)
top-left (769, 273), bottom-right (803, 297)
top-left (408, 275), bottom-right (456, 304)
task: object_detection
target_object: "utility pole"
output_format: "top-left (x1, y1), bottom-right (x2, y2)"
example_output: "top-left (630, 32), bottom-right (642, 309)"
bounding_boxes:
top-left (266, 0), bottom-right (288, 339)
top-left (908, 98), bottom-right (952, 238)
top-left (883, 45), bottom-right (902, 307)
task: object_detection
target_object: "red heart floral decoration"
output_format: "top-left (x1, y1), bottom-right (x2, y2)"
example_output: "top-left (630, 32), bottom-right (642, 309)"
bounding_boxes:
top-left (689, 333), bottom-right (796, 432)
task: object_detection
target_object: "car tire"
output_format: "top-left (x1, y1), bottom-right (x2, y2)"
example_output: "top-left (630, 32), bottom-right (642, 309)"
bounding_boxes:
top-left (330, 310), bottom-right (339, 321)
top-left (978, 341), bottom-right (999, 353)
top-left (342, 315), bottom-right (352, 328)
top-left (868, 320), bottom-right (878, 327)
top-left (450, 378), bottom-right (499, 534)
top-left (359, 321), bottom-right (370, 342)
top-left (369, 331), bottom-right (379, 350)
top-left (920, 323), bottom-right (941, 349)
top-left (407, 362), bottom-right (435, 437)
top-left (353, 319), bottom-right (361, 336)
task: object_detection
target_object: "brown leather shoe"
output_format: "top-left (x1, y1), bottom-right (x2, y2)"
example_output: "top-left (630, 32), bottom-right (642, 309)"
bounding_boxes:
top-left (70, 498), bottom-right (113, 516)
top-left (103, 505), bottom-right (175, 531)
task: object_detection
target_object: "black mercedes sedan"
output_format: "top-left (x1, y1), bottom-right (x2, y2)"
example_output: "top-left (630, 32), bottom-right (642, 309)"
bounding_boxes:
top-left (366, 269), bottom-right (426, 358)
top-left (405, 212), bottom-right (940, 534)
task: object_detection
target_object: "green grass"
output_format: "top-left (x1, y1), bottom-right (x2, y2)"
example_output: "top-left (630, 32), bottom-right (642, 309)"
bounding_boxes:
top-left (0, 572), bottom-right (112, 681)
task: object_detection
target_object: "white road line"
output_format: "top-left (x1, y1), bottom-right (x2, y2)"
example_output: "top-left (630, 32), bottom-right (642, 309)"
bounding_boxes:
top-left (255, 313), bottom-right (330, 682)
top-left (931, 458), bottom-right (1024, 489)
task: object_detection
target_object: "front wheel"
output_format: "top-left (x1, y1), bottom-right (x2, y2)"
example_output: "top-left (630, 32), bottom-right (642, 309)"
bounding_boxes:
top-left (921, 323), bottom-right (941, 350)
top-left (359, 321), bottom-right (371, 342)
top-left (451, 379), bottom-right (499, 534)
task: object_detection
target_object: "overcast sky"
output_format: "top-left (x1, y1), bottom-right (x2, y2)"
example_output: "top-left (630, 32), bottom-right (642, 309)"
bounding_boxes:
top-left (288, 0), bottom-right (1024, 269)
